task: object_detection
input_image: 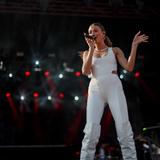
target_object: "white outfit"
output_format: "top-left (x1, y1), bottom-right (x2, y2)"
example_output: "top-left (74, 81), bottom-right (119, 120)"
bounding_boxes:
top-left (80, 48), bottom-right (137, 160)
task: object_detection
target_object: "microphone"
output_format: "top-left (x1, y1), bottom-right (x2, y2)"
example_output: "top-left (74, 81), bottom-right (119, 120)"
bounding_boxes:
top-left (84, 33), bottom-right (96, 40)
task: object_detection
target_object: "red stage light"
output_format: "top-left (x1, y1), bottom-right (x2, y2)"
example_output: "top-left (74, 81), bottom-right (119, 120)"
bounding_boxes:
top-left (44, 70), bottom-right (50, 77)
top-left (59, 92), bottom-right (64, 99)
top-left (33, 92), bottom-right (39, 98)
top-left (25, 71), bottom-right (31, 77)
top-left (5, 92), bottom-right (11, 97)
top-left (134, 71), bottom-right (140, 78)
top-left (75, 71), bottom-right (81, 77)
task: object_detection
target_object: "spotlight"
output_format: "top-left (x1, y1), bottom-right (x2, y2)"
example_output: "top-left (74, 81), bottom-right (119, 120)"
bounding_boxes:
top-left (120, 74), bottom-right (124, 79)
top-left (34, 59), bottom-right (42, 72)
top-left (143, 127), bottom-right (147, 131)
top-left (44, 70), bottom-right (50, 77)
top-left (59, 92), bottom-right (64, 99)
top-left (35, 60), bottom-right (40, 65)
top-left (74, 96), bottom-right (79, 101)
top-left (123, 69), bottom-right (127, 74)
top-left (74, 71), bottom-right (81, 77)
top-left (5, 92), bottom-right (11, 97)
top-left (25, 71), bottom-right (31, 77)
top-left (134, 71), bottom-right (140, 78)
top-left (0, 61), bottom-right (4, 70)
top-left (8, 73), bottom-right (13, 78)
top-left (20, 95), bottom-right (25, 101)
top-left (47, 95), bottom-right (52, 100)
top-left (58, 73), bottom-right (64, 79)
top-left (33, 92), bottom-right (39, 98)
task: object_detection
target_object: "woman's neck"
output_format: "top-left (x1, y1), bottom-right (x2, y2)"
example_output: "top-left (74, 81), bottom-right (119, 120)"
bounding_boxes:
top-left (95, 43), bottom-right (108, 51)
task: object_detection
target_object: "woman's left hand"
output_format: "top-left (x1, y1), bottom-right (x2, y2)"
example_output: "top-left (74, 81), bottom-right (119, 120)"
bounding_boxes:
top-left (132, 31), bottom-right (149, 46)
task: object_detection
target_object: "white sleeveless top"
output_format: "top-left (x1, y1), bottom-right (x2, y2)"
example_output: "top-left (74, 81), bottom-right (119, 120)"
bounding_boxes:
top-left (91, 47), bottom-right (117, 79)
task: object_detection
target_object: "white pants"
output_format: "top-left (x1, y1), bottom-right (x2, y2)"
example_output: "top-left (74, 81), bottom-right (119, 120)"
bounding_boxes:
top-left (80, 75), bottom-right (137, 160)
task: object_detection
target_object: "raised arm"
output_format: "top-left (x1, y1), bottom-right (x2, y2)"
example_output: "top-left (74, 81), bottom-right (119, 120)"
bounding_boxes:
top-left (81, 50), bottom-right (93, 75)
top-left (81, 36), bottom-right (95, 75)
top-left (115, 31), bottom-right (149, 72)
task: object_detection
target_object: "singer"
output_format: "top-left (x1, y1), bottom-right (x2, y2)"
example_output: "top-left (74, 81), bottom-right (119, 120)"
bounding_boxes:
top-left (80, 22), bottom-right (149, 160)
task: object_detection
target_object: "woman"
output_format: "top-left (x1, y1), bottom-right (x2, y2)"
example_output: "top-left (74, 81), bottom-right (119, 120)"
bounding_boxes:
top-left (80, 22), bottom-right (148, 160)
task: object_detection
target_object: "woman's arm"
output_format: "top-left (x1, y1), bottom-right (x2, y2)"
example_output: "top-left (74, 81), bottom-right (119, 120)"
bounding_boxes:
top-left (81, 48), bottom-right (94, 75)
top-left (114, 31), bottom-right (149, 72)
top-left (81, 34), bottom-right (95, 76)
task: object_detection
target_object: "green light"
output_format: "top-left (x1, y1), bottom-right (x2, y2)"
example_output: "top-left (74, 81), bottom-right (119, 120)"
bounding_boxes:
top-left (143, 128), bottom-right (147, 131)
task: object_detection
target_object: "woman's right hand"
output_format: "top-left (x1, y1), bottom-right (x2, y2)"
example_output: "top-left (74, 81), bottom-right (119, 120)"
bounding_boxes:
top-left (84, 33), bottom-right (95, 51)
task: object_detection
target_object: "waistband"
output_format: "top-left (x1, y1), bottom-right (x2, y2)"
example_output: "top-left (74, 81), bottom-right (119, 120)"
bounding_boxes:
top-left (91, 70), bottom-right (117, 79)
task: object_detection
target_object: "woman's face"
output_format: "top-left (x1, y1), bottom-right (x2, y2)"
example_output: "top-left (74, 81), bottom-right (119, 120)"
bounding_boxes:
top-left (88, 25), bottom-right (105, 43)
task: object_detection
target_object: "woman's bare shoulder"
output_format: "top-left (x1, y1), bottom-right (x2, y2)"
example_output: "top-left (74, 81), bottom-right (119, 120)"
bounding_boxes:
top-left (112, 47), bottom-right (123, 56)
top-left (112, 47), bottom-right (121, 52)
